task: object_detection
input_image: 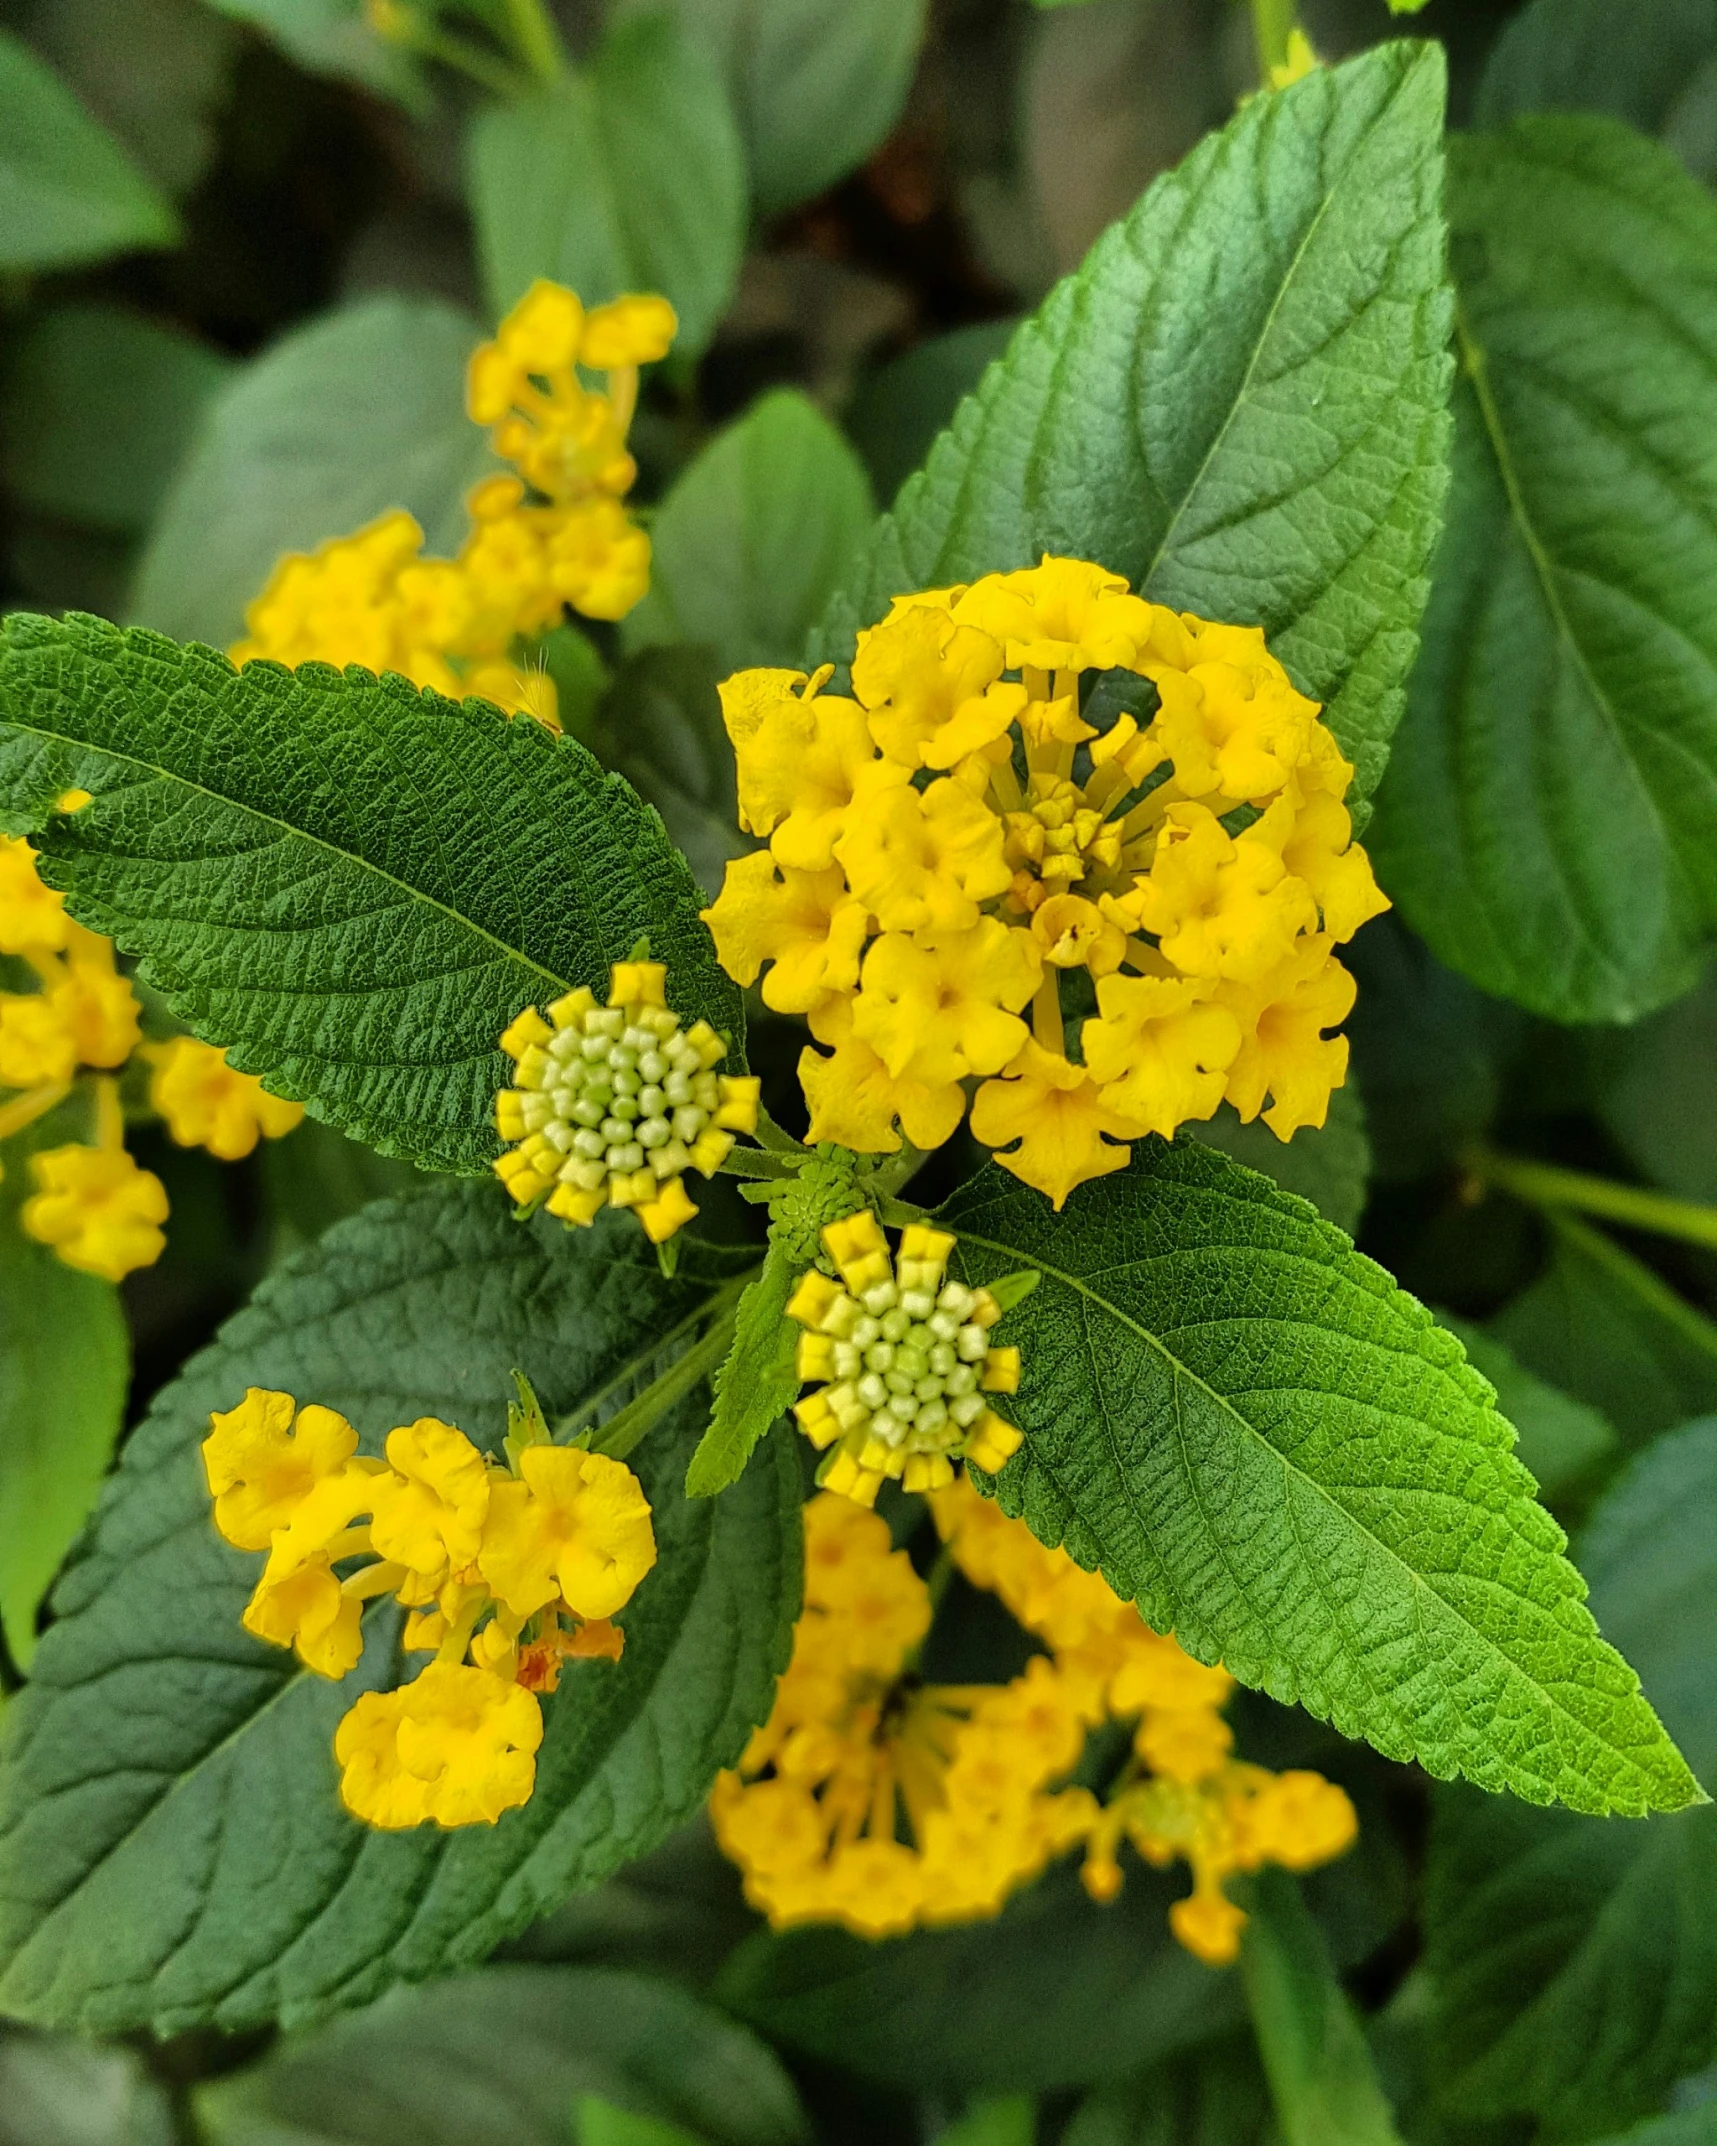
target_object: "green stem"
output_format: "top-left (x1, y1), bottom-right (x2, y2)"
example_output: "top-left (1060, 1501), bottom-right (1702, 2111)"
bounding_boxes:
top-left (717, 1147), bottom-right (802, 1182)
top-left (1249, 0), bottom-right (1298, 80)
top-left (1470, 1146), bottom-right (1717, 1256)
top-left (754, 1104), bottom-right (809, 1156)
top-left (412, 23), bottom-right (527, 97)
top-left (874, 1194), bottom-right (931, 1230)
top-left (499, 0), bottom-right (563, 83)
top-left (587, 1307), bottom-right (741, 1461)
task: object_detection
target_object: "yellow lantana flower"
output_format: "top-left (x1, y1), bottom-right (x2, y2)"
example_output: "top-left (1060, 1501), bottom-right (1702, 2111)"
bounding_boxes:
top-left (369, 1417), bottom-right (492, 1579)
top-left (336, 1662), bottom-right (544, 1830)
top-left (203, 1387), bottom-right (364, 1550)
top-left (702, 557), bottom-right (1388, 1205)
top-left (479, 1445), bottom-right (657, 1621)
top-left (23, 1131), bottom-right (167, 1281)
top-left (0, 833), bottom-right (71, 955)
top-left (147, 1036), bottom-right (305, 1160)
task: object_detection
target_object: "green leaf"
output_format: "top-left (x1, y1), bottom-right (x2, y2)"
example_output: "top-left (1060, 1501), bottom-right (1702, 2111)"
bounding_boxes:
top-left (845, 321), bottom-right (1017, 510)
top-left (1476, 0), bottom-right (1717, 174)
top-left (1424, 1415), bottom-right (1717, 2135)
top-left (618, 0), bottom-right (927, 218)
top-left (686, 1239), bottom-right (801, 1498)
top-left (623, 390), bottom-right (874, 676)
top-left (194, 1966), bottom-right (804, 2146)
top-left (130, 295), bottom-right (493, 651)
top-left (1190, 1084), bottom-right (1370, 1236)
top-left (719, 1858), bottom-right (1245, 2094)
top-left (198, 0), bottom-right (425, 107)
top-left (936, 1141), bottom-right (1699, 1815)
top-left (579, 2096), bottom-right (705, 2146)
top-left (1063, 2035), bottom-right (1273, 2146)
top-left (1586, 2114), bottom-right (1717, 2146)
top-left (1240, 1870), bottom-right (1405, 2146)
top-left (0, 1127), bottom-right (128, 1671)
top-left (466, 14), bottom-right (747, 357)
top-left (0, 1184), bottom-right (801, 2035)
top-left (1597, 966), bottom-right (1717, 1205)
top-left (0, 611), bottom-right (741, 1174)
top-left (0, 29), bottom-right (178, 271)
top-left (1490, 1215), bottom-right (1717, 1444)
top-left (1439, 1319), bottom-right (1617, 1500)
top-left (1370, 116), bottom-right (1717, 1022)
top-left (591, 648), bottom-right (748, 903)
top-left (259, 1116), bottom-right (426, 1266)
top-left (935, 2100), bottom-right (1037, 2146)
top-left (0, 2029), bottom-right (175, 2146)
top-left (1, 303), bottom-right (231, 535)
top-left (811, 41), bottom-right (1453, 819)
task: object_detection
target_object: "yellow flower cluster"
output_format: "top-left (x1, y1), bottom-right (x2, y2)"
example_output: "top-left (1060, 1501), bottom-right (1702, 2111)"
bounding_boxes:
top-left (232, 280), bottom-right (673, 727)
top-left (787, 1211), bottom-right (1021, 1505)
top-left (713, 1481), bottom-right (1356, 1961)
top-left (0, 832), bottom-right (302, 1279)
top-left (702, 559), bottom-right (1387, 1206)
top-left (494, 960), bottom-right (759, 1245)
top-left (203, 1386), bottom-right (656, 1829)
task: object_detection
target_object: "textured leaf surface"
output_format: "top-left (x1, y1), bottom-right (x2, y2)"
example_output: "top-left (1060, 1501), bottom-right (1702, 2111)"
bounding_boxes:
top-left (0, 27), bottom-right (178, 272)
top-left (196, 1965), bottom-right (806, 2146)
top-left (0, 1183), bottom-right (801, 2035)
top-left (130, 296), bottom-right (491, 650)
top-left (1192, 1084), bottom-right (1370, 1235)
top-left (0, 611), bottom-right (741, 1173)
top-left (686, 1240), bottom-right (801, 1499)
top-left (1371, 117), bottom-right (1717, 1021)
top-left (1425, 1416), bottom-right (1717, 2133)
top-left (467, 14), bottom-right (746, 356)
top-left (937, 1142), bottom-right (1698, 1815)
top-left (811, 42), bottom-right (1453, 817)
top-left (624, 391), bottom-right (873, 676)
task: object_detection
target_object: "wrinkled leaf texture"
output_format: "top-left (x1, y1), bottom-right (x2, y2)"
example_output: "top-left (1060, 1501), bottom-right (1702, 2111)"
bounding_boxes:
top-left (0, 611), bottom-right (742, 1173)
top-left (940, 1141), bottom-right (1698, 1815)
top-left (1371, 116), bottom-right (1717, 1021)
top-left (0, 1185), bottom-right (800, 2035)
top-left (811, 41), bottom-right (1454, 821)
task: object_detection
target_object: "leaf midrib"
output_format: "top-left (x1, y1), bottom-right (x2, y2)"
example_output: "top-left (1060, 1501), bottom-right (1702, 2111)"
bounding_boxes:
top-left (954, 1222), bottom-right (1672, 1798)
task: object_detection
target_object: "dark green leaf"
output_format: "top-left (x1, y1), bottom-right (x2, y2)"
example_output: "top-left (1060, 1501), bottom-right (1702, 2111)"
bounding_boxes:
top-left (1439, 1319), bottom-right (1617, 1500)
top-left (0, 1184), bottom-right (800, 2036)
top-left (466, 14), bottom-right (746, 357)
top-left (0, 29), bottom-right (178, 271)
top-left (623, 391), bottom-right (873, 676)
top-left (1370, 117), bottom-right (1717, 1022)
top-left (687, 1239), bottom-right (801, 1498)
top-left (719, 1858), bottom-right (1245, 2094)
top-left (937, 1141), bottom-right (1698, 1815)
top-left (197, 0), bottom-right (424, 106)
top-left (1190, 1085), bottom-right (1370, 1236)
top-left (1, 304), bottom-right (230, 535)
top-left (259, 1117), bottom-right (427, 1266)
top-left (0, 611), bottom-right (741, 1174)
top-left (1597, 966), bottom-right (1717, 1205)
top-left (195, 1965), bottom-right (804, 2146)
top-left (593, 646), bottom-right (748, 904)
top-left (1063, 2034), bottom-right (1274, 2146)
top-left (812, 42), bottom-right (1454, 819)
top-left (1490, 1216), bottom-right (1717, 1444)
top-left (1240, 1870), bottom-right (1404, 2146)
top-left (130, 296), bottom-right (492, 651)
top-left (1425, 1416), bottom-right (1717, 2134)
top-left (620, 0), bottom-right (927, 218)
top-left (844, 321), bottom-right (1017, 510)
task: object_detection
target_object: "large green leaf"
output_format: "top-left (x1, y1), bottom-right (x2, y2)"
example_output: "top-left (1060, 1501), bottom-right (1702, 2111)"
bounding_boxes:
top-left (0, 1184), bottom-right (798, 2035)
top-left (811, 42), bottom-right (1453, 818)
top-left (0, 611), bottom-right (741, 1173)
top-left (623, 390), bottom-right (874, 676)
top-left (130, 296), bottom-right (492, 651)
top-left (1370, 117), bottom-right (1717, 1022)
top-left (0, 28), bottom-right (178, 272)
top-left (1439, 1319), bottom-right (1617, 1501)
top-left (1597, 966), bottom-right (1717, 1205)
top-left (196, 1965), bottom-right (806, 2146)
top-left (1424, 1415), bottom-right (1717, 2135)
top-left (1063, 2035), bottom-right (1274, 2146)
top-left (466, 14), bottom-right (746, 356)
top-left (1191, 1085), bottom-right (1370, 1237)
top-left (936, 1141), bottom-right (1698, 1815)
top-left (619, 0), bottom-right (927, 218)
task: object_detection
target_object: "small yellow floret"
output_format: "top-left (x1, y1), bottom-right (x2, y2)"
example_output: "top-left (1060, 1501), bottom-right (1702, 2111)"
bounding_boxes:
top-left (479, 1445), bottom-right (656, 1621)
top-left (148, 1038), bottom-right (303, 1160)
top-left (336, 1662), bottom-right (543, 1830)
top-left (22, 1141), bottom-right (167, 1280)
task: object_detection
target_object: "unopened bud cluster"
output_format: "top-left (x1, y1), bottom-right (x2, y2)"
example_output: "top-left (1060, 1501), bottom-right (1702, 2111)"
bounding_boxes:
top-left (789, 1212), bottom-right (1022, 1505)
top-left (494, 960), bottom-right (759, 1244)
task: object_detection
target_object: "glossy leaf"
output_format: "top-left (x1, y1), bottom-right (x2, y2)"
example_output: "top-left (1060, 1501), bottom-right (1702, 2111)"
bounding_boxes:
top-left (812, 42), bottom-right (1454, 818)
top-left (1371, 117), bottom-right (1717, 1022)
top-left (0, 611), bottom-right (741, 1174)
top-left (467, 14), bottom-right (746, 356)
top-left (937, 1142), bottom-right (1698, 1815)
top-left (0, 1185), bottom-right (800, 2035)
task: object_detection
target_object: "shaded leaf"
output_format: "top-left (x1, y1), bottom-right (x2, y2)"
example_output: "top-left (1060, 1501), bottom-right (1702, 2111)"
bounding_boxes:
top-left (1191, 1085), bottom-right (1370, 1236)
top-left (1063, 2034), bottom-right (1274, 2146)
top-left (844, 320), bottom-right (1017, 511)
top-left (1597, 966), bottom-right (1717, 1205)
top-left (1440, 1319), bottom-right (1617, 1500)
top-left (198, 0), bottom-right (423, 106)
top-left (594, 646), bottom-right (748, 904)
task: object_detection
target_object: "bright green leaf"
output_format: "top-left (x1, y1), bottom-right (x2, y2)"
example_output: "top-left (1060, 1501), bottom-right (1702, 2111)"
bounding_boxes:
top-left (1370, 117), bottom-right (1717, 1022)
top-left (578, 2096), bottom-right (705, 2146)
top-left (130, 295), bottom-right (492, 650)
top-left (0, 611), bottom-right (741, 1174)
top-left (590, 647), bottom-right (747, 903)
top-left (1491, 1215), bottom-right (1717, 1444)
top-left (937, 1142), bottom-right (1699, 1815)
top-left (623, 390), bottom-right (874, 675)
top-left (620, 0), bottom-right (927, 218)
top-left (1240, 1869), bottom-right (1405, 2146)
top-left (1, 303), bottom-right (230, 535)
top-left (466, 13), bottom-right (746, 355)
top-left (194, 1966), bottom-right (804, 2146)
top-left (935, 2099), bottom-right (1036, 2146)
top-left (1191, 1083), bottom-right (1370, 1236)
top-left (1425, 1415), bottom-right (1717, 2134)
top-left (0, 1186), bottom-right (800, 2036)
top-left (1063, 2034), bottom-right (1273, 2146)
top-left (811, 42), bottom-right (1453, 819)
top-left (686, 1239), bottom-right (801, 1499)
top-left (1440, 1319), bottom-right (1617, 1500)
top-left (0, 28), bottom-right (178, 271)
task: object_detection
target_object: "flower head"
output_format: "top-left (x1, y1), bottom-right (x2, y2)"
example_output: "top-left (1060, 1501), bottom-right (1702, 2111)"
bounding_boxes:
top-left (492, 960), bottom-right (758, 1245)
top-left (203, 1388), bottom-right (362, 1551)
top-left (148, 1037), bottom-right (305, 1160)
top-left (336, 1662), bottom-right (544, 1829)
